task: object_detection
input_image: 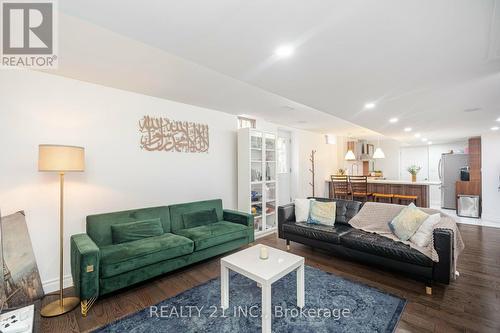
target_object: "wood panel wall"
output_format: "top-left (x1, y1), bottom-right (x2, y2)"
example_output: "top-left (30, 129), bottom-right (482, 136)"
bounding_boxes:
top-left (327, 181), bottom-right (429, 207)
top-left (367, 183), bottom-right (429, 208)
top-left (456, 137), bottom-right (481, 198)
top-left (468, 137), bottom-right (481, 182)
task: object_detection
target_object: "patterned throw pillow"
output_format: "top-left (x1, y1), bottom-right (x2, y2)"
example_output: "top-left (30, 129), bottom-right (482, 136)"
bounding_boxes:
top-left (389, 203), bottom-right (429, 241)
top-left (307, 201), bottom-right (336, 226)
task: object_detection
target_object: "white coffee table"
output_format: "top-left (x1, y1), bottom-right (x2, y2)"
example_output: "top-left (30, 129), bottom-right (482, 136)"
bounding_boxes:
top-left (220, 244), bottom-right (305, 333)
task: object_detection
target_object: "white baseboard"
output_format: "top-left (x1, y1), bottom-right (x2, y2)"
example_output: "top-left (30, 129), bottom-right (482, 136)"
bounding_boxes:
top-left (42, 274), bottom-right (74, 294)
top-left (480, 214), bottom-right (500, 224)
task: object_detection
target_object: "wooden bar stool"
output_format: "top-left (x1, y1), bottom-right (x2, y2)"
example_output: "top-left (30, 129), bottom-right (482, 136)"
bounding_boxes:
top-left (330, 175), bottom-right (351, 200)
top-left (373, 193), bottom-right (394, 204)
top-left (394, 194), bottom-right (418, 205)
top-left (349, 176), bottom-right (372, 202)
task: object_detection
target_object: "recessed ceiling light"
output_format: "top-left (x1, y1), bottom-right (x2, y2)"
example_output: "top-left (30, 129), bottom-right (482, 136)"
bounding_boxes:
top-left (427, 141), bottom-right (433, 145)
top-left (404, 127), bottom-right (412, 132)
top-left (364, 102), bottom-right (376, 109)
top-left (389, 118), bottom-right (398, 123)
top-left (496, 117), bottom-right (500, 122)
top-left (274, 44), bottom-right (294, 58)
top-left (491, 126), bottom-right (499, 131)
top-left (421, 138), bottom-right (428, 142)
top-left (414, 133), bottom-right (421, 138)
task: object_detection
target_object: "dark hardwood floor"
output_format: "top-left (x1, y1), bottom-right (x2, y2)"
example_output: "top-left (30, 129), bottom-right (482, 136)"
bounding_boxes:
top-left (40, 224), bottom-right (500, 333)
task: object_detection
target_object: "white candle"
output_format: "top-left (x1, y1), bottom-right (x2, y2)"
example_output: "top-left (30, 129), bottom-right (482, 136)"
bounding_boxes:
top-left (260, 246), bottom-right (268, 260)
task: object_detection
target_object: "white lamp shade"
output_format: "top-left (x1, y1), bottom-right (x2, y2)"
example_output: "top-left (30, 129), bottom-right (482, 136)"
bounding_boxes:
top-left (344, 149), bottom-right (356, 161)
top-left (373, 147), bottom-right (385, 159)
top-left (38, 144), bottom-right (85, 172)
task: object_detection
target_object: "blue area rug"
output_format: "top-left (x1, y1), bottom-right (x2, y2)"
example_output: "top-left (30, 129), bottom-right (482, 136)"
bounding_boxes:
top-left (94, 266), bottom-right (406, 333)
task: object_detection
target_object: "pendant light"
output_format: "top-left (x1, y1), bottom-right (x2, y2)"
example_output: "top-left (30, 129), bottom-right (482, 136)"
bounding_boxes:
top-left (373, 136), bottom-right (385, 159)
top-left (344, 149), bottom-right (356, 161)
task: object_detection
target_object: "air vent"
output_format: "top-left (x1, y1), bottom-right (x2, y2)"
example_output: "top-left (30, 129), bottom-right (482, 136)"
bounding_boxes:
top-left (463, 107), bottom-right (482, 113)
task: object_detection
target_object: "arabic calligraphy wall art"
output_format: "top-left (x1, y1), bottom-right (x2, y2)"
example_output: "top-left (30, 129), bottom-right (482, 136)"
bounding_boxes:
top-left (139, 115), bottom-right (210, 153)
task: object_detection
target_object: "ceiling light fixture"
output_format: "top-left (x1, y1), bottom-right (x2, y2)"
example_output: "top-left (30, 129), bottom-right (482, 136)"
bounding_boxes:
top-left (344, 149), bottom-right (356, 161)
top-left (496, 117), bottom-right (500, 122)
top-left (404, 127), bottom-right (412, 132)
top-left (491, 126), bottom-right (499, 131)
top-left (364, 102), bottom-right (376, 109)
top-left (414, 133), bottom-right (421, 138)
top-left (373, 136), bottom-right (385, 159)
top-left (389, 118), bottom-right (398, 123)
top-left (428, 141), bottom-right (433, 145)
top-left (421, 138), bottom-right (428, 142)
top-left (373, 147), bottom-right (385, 159)
top-left (274, 44), bottom-right (294, 58)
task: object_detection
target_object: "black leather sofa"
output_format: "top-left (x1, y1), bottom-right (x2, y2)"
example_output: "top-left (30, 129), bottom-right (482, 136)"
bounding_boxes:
top-left (278, 198), bottom-right (454, 293)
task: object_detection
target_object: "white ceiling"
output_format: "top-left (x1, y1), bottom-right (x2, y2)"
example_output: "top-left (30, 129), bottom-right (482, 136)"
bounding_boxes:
top-left (57, 0), bottom-right (500, 143)
top-left (45, 13), bottom-right (375, 137)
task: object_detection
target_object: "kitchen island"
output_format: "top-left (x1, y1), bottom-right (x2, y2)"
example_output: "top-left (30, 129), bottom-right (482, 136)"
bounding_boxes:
top-left (327, 179), bottom-right (441, 208)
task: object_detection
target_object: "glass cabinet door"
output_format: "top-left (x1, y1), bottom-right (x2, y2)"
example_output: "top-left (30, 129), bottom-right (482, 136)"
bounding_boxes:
top-left (264, 182), bottom-right (276, 230)
top-left (251, 183), bottom-right (263, 232)
top-left (265, 134), bottom-right (276, 181)
top-left (250, 132), bottom-right (263, 182)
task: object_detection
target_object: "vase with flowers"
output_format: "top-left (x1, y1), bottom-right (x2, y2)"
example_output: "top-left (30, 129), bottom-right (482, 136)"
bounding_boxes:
top-left (407, 165), bottom-right (421, 182)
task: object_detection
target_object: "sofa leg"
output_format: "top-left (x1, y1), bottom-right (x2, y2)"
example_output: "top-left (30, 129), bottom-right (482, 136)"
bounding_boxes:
top-left (425, 286), bottom-right (432, 295)
top-left (286, 239), bottom-right (290, 251)
top-left (81, 295), bottom-right (97, 317)
top-left (81, 300), bottom-right (88, 317)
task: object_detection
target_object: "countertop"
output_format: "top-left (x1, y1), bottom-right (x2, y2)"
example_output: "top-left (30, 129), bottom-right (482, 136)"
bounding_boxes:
top-left (366, 179), bottom-right (441, 186)
top-left (326, 179), bottom-right (441, 186)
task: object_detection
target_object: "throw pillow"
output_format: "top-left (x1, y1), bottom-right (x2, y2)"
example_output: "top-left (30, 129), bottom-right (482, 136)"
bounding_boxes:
top-left (182, 208), bottom-right (219, 229)
top-left (410, 213), bottom-right (441, 247)
top-left (307, 201), bottom-right (336, 226)
top-left (388, 203), bottom-right (429, 241)
top-left (111, 218), bottom-right (164, 244)
top-left (295, 198), bottom-right (315, 222)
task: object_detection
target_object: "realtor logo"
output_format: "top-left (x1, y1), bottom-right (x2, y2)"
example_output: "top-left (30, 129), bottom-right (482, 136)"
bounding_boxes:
top-left (1, 0), bottom-right (57, 68)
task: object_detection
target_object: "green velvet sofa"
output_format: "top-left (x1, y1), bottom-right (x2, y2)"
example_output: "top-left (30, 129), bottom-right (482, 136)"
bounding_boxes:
top-left (70, 199), bottom-right (253, 316)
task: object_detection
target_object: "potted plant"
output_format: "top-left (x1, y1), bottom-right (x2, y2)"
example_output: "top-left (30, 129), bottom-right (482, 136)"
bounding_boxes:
top-left (407, 165), bottom-right (421, 182)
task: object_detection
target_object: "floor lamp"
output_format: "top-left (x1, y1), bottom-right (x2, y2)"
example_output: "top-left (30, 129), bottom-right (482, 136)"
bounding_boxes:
top-left (38, 144), bottom-right (85, 317)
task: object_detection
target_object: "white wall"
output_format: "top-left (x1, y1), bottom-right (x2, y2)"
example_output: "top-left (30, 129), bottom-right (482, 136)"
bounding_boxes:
top-left (481, 133), bottom-right (500, 223)
top-left (0, 70), bottom-right (340, 293)
top-left (290, 130), bottom-right (337, 199)
top-left (368, 139), bottom-right (402, 179)
top-left (0, 70), bottom-right (238, 292)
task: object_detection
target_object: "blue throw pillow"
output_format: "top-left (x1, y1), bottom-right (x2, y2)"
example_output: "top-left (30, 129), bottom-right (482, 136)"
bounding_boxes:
top-left (307, 201), bottom-right (336, 226)
top-left (388, 203), bottom-right (429, 241)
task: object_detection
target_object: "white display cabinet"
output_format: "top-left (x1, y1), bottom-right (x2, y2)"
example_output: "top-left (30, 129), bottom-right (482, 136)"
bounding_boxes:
top-left (238, 128), bottom-right (278, 238)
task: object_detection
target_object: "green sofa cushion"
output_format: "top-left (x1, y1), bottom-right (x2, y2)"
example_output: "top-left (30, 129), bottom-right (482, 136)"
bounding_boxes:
top-left (111, 218), bottom-right (164, 244)
top-left (169, 199), bottom-right (223, 232)
top-left (87, 206), bottom-right (171, 247)
top-left (174, 221), bottom-right (248, 251)
top-left (100, 233), bottom-right (193, 278)
top-left (98, 237), bottom-right (250, 296)
top-left (182, 209), bottom-right (218, 229)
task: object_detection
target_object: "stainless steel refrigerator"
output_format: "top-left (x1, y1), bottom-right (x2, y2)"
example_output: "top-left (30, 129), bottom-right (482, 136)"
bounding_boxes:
top-left (439, 153), bottom-right (469, 209)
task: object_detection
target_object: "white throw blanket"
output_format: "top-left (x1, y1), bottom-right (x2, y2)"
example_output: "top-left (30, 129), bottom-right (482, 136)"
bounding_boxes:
top-left (348, 202), bottom-right (464, 279)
